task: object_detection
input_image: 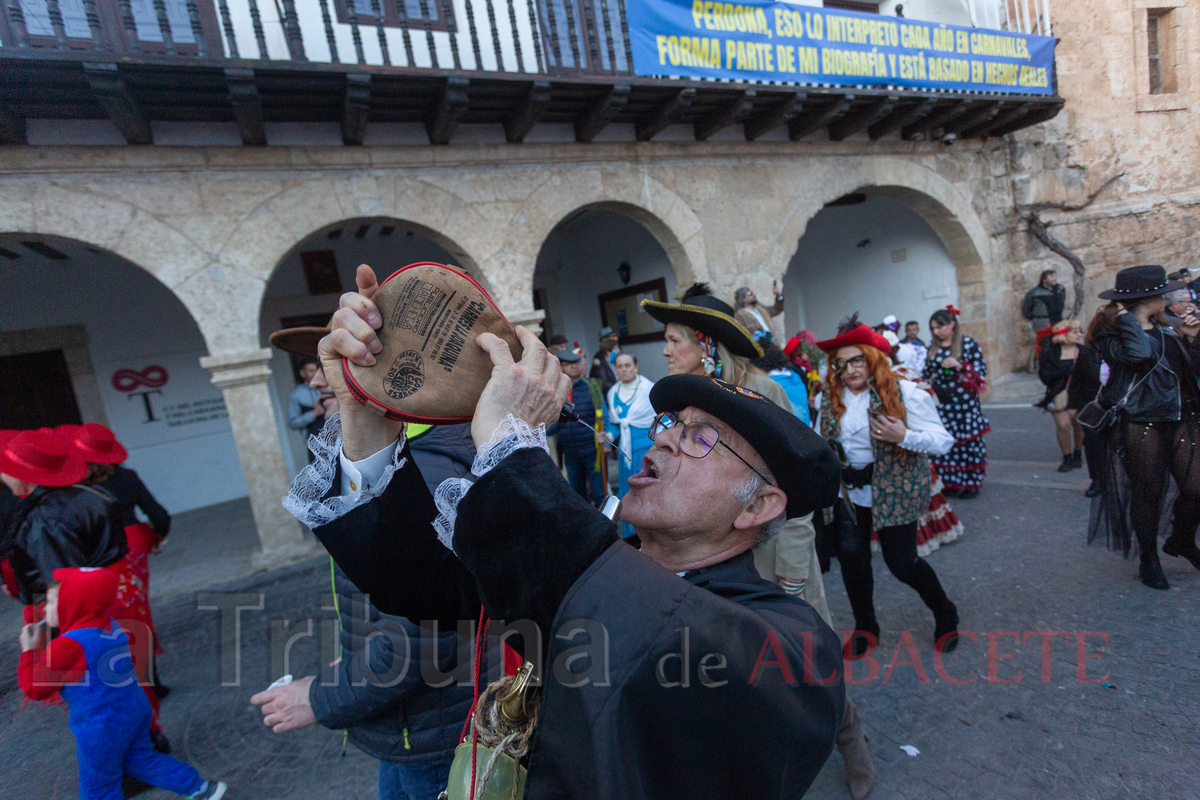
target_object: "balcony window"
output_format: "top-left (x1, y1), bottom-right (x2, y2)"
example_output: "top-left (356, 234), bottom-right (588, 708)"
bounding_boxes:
top-left (334, 0), bottom-right (450, 32)
top-left (539, 0), bottom-right (627, 72)
top-left (19, 0), bottom-right (91, 38)
top-left (129, 0), bottom-right (196, 43)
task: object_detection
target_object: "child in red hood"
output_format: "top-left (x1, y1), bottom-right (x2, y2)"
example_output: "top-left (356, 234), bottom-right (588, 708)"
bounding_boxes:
top-left (18, 567), bottom-right (227, 800)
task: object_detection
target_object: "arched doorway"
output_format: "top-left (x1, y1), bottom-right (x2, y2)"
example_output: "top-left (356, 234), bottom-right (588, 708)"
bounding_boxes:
top-left (532, 205), bottom-right (687, 382)
top-left (260, 217), bottom-right (475, 475)
top-left (782, 191), bottom-right (963, 342)
top-left (0, 233), bottom-right (246, 513)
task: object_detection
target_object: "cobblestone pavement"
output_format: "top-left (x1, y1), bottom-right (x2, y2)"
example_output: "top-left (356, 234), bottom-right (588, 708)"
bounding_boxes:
top-left (2, 407), bottom-right (1197, 799)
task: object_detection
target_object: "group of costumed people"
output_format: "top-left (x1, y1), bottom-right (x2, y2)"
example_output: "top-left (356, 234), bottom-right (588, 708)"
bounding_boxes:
top-left (2, 425), bottom-right (227, 798)
top-left (1046, 264), bottom-right (1200, 591)
top-left (1029, 264), bottom-right (1200, 591)
top-left (266, 256), bottom-right (997, 800)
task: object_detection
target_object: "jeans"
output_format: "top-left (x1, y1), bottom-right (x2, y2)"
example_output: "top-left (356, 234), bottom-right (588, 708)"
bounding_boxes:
top-left (378, 757), bottom-right (451, 800)
top-left (565, 455), bottom-right (599, 505)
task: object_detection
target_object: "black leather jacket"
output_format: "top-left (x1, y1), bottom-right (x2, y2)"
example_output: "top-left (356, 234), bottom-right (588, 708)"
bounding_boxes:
top-left (1093, 313), bottom-right (1200, 422)
top-left (10, 484), bottom-right (128, 603)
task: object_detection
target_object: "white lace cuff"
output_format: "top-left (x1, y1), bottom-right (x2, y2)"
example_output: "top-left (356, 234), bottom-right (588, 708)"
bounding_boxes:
top-left (432, 414), bottom-right (549, 552)
top-left (282, 413), bottom-right (407, 529)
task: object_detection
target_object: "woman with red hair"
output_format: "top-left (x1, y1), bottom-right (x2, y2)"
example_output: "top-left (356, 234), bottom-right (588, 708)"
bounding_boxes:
top-left (818, 321), bottom-right (961, 657)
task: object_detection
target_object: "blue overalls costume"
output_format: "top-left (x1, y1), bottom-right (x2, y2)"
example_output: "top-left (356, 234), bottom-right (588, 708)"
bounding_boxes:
top-left (19, 567), bottom-right (208, 800)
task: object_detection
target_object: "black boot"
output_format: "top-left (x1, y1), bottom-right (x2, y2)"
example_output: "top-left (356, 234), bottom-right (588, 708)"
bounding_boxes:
top-left (1085, 481), bottom-right (1102, 498)
top-left (933, 601), bottom-right (960, 653)
top-left (844, 621), bottom-right (881, 659)
top-left (1163, 534), bottom-right (1200, 570)
top-left (1071, 450), bottom-right (1083, 470)
top-left (1140, 555), bottom-right (1170, 590)
top-left (1057, 454), bottom-right (1074, 473)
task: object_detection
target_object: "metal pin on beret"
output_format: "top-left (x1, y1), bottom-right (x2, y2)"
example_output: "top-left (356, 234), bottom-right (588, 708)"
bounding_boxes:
top-left (649, 374), bottom-right (841, 518)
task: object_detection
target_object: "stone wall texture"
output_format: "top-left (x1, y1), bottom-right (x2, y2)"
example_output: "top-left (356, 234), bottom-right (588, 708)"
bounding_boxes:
top-left (1005, 0), bottom-right (1200, 359)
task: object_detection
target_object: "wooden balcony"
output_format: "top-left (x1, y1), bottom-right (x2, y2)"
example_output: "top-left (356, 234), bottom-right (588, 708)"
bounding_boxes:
top-left (0, 0), bottom-right (1063, 145)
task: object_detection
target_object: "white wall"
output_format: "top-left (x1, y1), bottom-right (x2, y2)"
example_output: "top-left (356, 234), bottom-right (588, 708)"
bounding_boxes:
top-left (0, 236), bottom-right (247, 513)
top-left (782, 194), bottom-right (959, 342)
top-left (534, 209), bottom-right (679, 383)
top-left (260, 220), bottom-right (460, 476)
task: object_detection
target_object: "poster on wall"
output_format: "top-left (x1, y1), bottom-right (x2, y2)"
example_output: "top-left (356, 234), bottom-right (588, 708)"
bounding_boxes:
top-left (623, 0), bottom-right (1056, 95)
top-left (599, 278), bottom-right (669, 344)
top-left (95, 352), bottom-right (232, 450)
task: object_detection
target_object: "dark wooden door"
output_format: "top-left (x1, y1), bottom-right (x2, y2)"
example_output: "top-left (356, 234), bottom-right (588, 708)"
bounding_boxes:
top-left (0, 349), bottom-right (83, 430)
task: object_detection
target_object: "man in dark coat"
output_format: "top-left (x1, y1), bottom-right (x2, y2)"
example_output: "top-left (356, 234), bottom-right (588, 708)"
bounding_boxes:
top-left (255, 345), bottom-right (491, 798)
top-left (551, 350), bottom-right (604, 505)
top-left (589, 326), bottom-right (620, 401)
top-left (293, 266), bottom-right (846, 799)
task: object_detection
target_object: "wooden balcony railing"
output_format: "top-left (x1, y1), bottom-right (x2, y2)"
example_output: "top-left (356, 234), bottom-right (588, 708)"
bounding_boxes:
top-left (0, 0), bottom-right (1063, 146)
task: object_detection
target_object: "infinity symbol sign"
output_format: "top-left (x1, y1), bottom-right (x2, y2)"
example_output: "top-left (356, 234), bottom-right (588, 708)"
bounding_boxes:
top-left (111, 365), bottom-right (169, 393)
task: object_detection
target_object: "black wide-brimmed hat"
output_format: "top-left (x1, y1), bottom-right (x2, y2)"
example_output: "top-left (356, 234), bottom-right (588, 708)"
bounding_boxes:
top-left (269, 325), bottom-right (328, 358)
top-left (1098, 265), bottom-right (1185, 300)
top-left (650, 374), bottom-right (840, 518)
top-left (641, 285), bottom-right (762, 358)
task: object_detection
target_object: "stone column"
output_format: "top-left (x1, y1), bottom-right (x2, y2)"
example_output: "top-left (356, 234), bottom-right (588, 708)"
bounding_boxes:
top-left (505, 308), bottom-right (546, 336)
top-left (199, 348), bottom-right (309, 565)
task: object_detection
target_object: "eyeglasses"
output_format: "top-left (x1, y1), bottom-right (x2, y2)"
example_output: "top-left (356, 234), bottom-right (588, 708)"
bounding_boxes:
top-left (830, 354), bottom-right (867, 375)
top-left (648, 411), bottom-right (775, 487)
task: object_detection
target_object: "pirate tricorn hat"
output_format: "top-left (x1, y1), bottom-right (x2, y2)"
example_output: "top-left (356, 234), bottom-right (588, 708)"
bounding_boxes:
top-left (641, 283), bottom-right (762, 358)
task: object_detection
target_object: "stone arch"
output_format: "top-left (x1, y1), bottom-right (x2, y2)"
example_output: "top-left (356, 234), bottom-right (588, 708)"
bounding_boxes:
top-left (0, 231), bottom-right (249, 511)
top-left (216, 176), bottom-right (492, 351)
top-left (544, 200), bottom-right (698, 290)
top-left (766, 157), bottom-right (993, 353)
top-left (0, 182), bottom-right (243, 353)
top-left (259, 214), bottom-right (485, 336)
top-left (498, 168), bottom-right (709, 317)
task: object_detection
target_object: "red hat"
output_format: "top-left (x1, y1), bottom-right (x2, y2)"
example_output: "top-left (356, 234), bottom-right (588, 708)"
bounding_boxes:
top-left (815, 324), bottom-right (894, 355)
top-left (57, 423), bottom-right (128, 465)
top-left (0, 428), bottom-right (87, 487)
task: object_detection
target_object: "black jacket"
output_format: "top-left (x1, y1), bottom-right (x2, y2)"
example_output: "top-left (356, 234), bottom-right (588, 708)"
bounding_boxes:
top-left (309, 563), bottom-right (478, 762)
top-left (308, 422), bottom-right (478, 763)
top-left (312, 442), bottom-right (844, 799)
top-left (9, 484), bottom-right (127, 603)
top-left (1067, 346), bottom-right (1102, 411)
top-left (1022, 284), bottom-right (1066, 323)
top-left (589, 354), bottom-right (617, 401)
top-left (1036, 342), bottom-right (1075, 408)
top-left (1093, 314), bottom-right (1200, 422)
top-left (101, 465), bottom-right (171, 537)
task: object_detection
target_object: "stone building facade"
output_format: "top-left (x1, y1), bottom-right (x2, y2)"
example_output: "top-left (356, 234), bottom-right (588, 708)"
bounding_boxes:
top-left (2, 1), bottom-right (1194, 559)
top-left (1004, 0), bottom-right (1200, 351)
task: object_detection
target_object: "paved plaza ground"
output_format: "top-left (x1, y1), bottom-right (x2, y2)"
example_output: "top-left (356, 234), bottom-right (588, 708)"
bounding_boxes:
top-left (1, 406), bottom-right (1197, 799)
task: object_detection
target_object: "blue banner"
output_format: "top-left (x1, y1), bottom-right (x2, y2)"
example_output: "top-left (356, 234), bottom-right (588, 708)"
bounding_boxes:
top-left (624, 0), bottom-right (1056, 95)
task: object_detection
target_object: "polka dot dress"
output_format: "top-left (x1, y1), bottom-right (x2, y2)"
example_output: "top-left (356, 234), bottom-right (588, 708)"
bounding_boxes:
top-left (923, 336), bottom-right (991, 491)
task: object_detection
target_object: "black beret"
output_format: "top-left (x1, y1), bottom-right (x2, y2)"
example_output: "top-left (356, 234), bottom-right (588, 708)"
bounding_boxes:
top-left (649, 374), bottom-right (841, 518)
